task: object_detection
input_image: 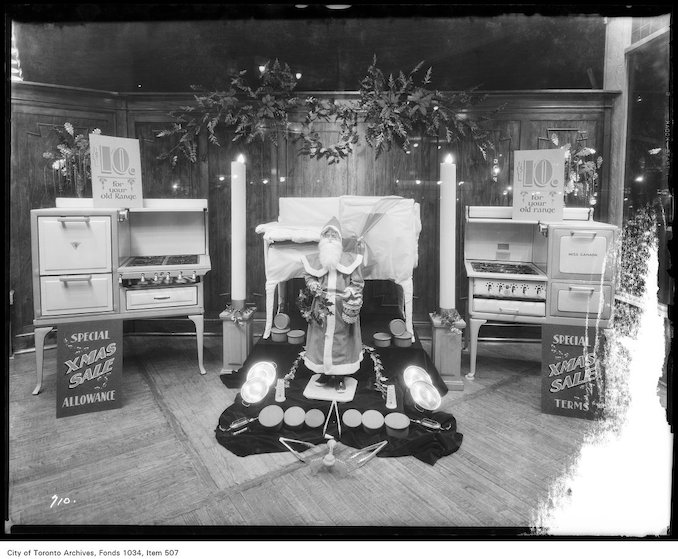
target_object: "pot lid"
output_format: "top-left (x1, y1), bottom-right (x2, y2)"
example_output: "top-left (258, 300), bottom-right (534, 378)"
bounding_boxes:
top-left (273, 313), bottom-right (290, 329)
top-left (389, 318), bottom-right (407, 336)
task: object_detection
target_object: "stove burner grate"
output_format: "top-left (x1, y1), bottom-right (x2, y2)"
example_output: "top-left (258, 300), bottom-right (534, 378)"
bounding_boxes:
top-left (126, 255), bottom-right (199, 266)
top-left (166, 255), bottom-right (199, 265)
top-left (470, 261), bottom-right (540, 275)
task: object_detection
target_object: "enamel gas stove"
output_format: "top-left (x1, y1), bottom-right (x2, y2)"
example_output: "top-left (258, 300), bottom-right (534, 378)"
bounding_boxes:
top-left (463, 205), bottom-right (618, 379)
top-left (29, 198), bottom-right (211, 394)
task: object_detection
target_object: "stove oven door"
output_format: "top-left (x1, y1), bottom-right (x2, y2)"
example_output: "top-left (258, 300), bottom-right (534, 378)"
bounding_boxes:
top-left (548, 225), bottom-right (615, 282)
top-left (549, 281), bottom-right (612, 320)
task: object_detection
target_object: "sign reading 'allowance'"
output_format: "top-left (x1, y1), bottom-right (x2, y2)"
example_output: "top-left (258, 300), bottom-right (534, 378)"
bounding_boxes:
top-left (89, 134), bottom-right (143, 208)
top-left (512, 149), bottom-right (564, 221)
top-left (56, 319), bottom-right (123, 418)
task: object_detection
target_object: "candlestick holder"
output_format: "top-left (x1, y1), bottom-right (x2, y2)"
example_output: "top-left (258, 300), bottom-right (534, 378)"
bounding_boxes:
top-left (429, 310), bottom-right (465, 391)
top-left (220, 303), bottom-right (256, 375)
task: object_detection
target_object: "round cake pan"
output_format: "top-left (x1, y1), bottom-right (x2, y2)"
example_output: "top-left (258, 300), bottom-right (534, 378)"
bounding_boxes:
top-left (258, 404), bottom-right (284, 430)
top-left (287, 329), bottom-right (306, 345)
top-left (283, 406), bottom-right (306, 430)
top-left (341, 408), bottom-right (362, 430)
top-left (361, 409), bottom-right (385, 434)
top-left (373, 332), bottom-right (392, 348)
top-left (393, 332), bottom-right (413, 348)
top-left (270, 326), bottom-right (290, 343)
top-left (385, 412), bottom-right (411, 438)
top-left (304, 408), bottom-right (325, 429)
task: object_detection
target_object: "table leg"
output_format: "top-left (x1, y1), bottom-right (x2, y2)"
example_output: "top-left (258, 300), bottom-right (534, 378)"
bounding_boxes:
top-left (263, 280), bottom-right (277, 339)
top-left (398, 278), bottom-right (415, 342)
top-left (466, 317), bottom-right (486, 380)
top-left (277, 280), bottom-right (287, 314)
top-left (188, 314), bottom-right (206, 375)
top-left (33, 326), bottom-right (53, 395)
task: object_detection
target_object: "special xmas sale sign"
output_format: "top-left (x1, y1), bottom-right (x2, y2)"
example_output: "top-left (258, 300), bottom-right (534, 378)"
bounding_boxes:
top-left (541, 323), bottom-right (606, 420)
top-left (56, 319), bottom-right (123, 418)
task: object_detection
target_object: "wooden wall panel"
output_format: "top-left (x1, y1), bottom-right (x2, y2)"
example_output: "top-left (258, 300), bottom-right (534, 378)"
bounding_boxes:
top-left (10, 84), bottom-right (618, 340)
top-left (284, 123), bottom-right (350, 197)
top-left (133, 121), bottom-right (202, 200)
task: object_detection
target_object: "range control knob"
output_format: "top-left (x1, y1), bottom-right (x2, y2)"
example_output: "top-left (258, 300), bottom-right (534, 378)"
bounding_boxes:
top-left (139, 273), bottom-right (147, 284)
top-left (164, 273), bottom-right (172, 284)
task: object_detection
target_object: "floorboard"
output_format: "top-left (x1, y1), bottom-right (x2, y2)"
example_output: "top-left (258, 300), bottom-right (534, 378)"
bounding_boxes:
top-left (6, 332), bottom-right (635, 530)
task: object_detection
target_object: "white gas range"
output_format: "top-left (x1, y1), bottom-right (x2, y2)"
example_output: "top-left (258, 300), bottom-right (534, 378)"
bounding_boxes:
top-left (463, 206), bottom-right (617, 378)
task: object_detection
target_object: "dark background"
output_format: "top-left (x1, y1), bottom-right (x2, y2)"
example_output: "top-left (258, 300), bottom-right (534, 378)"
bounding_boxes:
top-left (9, 4), bottom-right (621, 93)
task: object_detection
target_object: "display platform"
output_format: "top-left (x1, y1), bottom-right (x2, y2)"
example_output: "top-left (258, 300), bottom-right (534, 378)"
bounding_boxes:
top-left (216, 335), bottom-right (463, 465)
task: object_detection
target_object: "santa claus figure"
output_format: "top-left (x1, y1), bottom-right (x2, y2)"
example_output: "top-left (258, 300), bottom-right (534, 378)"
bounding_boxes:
top-left (300, 217), bottom-right (364, 392)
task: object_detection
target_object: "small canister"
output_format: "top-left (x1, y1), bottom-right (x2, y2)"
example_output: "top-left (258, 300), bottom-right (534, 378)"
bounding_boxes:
top-left (361, 410), bottom-right (384, 435)
top-left (385, 412), bottom-right (410, 439)
top-left (270, 327), bottom-right (290, 343)
top-left (393, 332), bottom-right (413, 348)
top-left (283, 406), bottom-right (306, 430)
top-left (304, 408), bottom-right (325, 429)
top-left (287, 329), bottom-right (306, 345)
top-left (341, 408), bottom-right (362, 430)
top-left (258, 405), bottom-right (284, 431)
top-left (373, 332), bottom-right (392, 348)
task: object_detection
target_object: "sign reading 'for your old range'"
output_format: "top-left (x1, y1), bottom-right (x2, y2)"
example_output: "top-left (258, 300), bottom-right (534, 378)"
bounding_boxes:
top-left (56, 319), bottom-right (123, 418)
top-left (512, 149), bottom-right (564, 221)
top-left (89, 134), bottom-right (143, 208)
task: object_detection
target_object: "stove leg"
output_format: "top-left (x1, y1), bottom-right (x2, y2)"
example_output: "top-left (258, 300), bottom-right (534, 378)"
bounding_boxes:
top-left (188, 314), bottom-right (206, 375)
top-left (33, 326), bottom-right (53, 395)
top-left (466, 317), bottom-right (486, 380)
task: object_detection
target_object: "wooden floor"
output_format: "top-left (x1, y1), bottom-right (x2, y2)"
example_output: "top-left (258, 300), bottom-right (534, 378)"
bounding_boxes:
top-left (7, 330), bottom-right (603, 532)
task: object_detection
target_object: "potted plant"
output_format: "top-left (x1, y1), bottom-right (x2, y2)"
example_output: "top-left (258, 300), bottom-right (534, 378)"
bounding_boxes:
top-left (43, 122), bottom-right (101, 198)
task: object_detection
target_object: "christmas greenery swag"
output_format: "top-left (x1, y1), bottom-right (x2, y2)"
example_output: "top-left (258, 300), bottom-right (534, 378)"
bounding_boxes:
top-left (157, 56), bottom-right (496, 166)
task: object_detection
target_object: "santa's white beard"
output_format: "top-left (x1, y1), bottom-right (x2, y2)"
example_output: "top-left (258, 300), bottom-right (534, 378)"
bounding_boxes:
top-left (319, 237), bottom-right (342, 270)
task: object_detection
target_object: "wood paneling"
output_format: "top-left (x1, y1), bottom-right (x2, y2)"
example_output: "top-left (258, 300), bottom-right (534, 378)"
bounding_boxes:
top-left (9, 83), bottom-right (618, 340)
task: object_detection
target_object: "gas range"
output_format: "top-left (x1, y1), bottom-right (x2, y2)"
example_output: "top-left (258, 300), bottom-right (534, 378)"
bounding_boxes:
top-left (118, 254), bottom-right (211, 287)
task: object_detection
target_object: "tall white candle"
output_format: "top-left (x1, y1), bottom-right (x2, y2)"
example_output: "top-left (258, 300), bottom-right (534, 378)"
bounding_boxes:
top-left (231, 154), bottom-right (247, 308)
top-left (439, 153), bottom-right (456, 311)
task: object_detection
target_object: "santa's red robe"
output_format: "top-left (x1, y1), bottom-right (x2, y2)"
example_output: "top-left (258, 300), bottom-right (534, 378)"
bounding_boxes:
top-left (301, 251), bottom-right (364, 375)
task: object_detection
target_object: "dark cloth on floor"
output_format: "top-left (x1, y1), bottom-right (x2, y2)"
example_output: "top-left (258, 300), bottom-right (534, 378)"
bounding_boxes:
top-left (216, 337), bottom-right (463, 465)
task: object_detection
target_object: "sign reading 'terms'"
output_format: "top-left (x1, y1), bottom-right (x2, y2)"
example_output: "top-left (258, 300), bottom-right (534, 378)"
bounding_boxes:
top-left (541, 323), bottom-right (605, 420)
